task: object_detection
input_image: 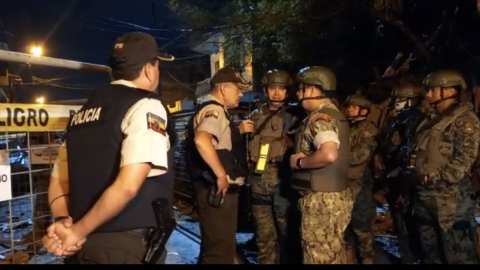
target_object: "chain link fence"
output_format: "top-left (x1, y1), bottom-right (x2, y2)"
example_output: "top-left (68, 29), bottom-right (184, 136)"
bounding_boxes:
top-left (0, 131), bottom-right (63, 264)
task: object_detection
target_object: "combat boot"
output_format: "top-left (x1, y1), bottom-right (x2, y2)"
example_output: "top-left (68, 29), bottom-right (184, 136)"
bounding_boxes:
top-left (345, 248), bottom-right (356, 264)
top-left (362, 257), bottom-right (374, 264)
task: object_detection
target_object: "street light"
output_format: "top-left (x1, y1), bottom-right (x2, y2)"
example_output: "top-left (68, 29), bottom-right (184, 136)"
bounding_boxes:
top-left (30, 46), bottom-right (43, 57)
top-left (36, 96), bottom-right (45, 104)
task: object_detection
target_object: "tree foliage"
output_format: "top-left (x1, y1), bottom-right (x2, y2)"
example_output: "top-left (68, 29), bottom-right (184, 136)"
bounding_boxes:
top-left (169, 0), bottom-right (480, 96)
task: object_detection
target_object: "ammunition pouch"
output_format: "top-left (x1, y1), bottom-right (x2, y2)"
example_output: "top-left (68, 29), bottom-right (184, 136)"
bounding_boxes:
top-left (249, 135), bottom-right (261, 162)
top-left (207, 185), bottom-right (224, 208)
top-left (410, 129), bottom-right (448, 176)
top-left (409, 103), bottom-right (470, 178)
top-left (270, 136), bottom-right (291, 162)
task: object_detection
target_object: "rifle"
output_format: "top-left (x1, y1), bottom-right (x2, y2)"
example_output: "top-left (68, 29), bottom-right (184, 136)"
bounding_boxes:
top-left (142, 198), bottom-right (177, 264)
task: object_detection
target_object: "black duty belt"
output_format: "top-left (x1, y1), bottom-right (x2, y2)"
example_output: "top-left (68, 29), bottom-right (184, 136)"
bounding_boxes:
top-left (201, 181), bottom-right (242, 194)
top-left (125, 228), bottom-right (151, 239)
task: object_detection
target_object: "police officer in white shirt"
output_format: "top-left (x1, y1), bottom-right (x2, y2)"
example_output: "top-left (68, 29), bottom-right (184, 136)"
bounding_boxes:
top-left (42, 32), bottom-right (175, 264)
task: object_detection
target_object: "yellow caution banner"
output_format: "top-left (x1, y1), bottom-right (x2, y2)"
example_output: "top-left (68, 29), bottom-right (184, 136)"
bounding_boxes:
top-left (0, 103), bottom-right (82, 132)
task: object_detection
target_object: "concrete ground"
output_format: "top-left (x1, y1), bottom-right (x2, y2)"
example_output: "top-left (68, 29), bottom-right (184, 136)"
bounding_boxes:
top-left (1, 203), bottom-right (410, 264)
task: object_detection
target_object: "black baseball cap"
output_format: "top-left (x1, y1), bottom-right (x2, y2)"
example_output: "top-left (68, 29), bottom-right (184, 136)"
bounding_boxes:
top-left (210, 67), bottom-right (251, 90)
top-left (109, 32), bottom-right (174, 70)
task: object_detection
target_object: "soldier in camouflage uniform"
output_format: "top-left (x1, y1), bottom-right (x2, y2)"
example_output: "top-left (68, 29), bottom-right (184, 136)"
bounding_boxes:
top-left (375, 82), bottom-right (426, 264)
top-left (247, 69), bottom-right (299, 264)
top-left (289, 66), bottom-right (353, 264)
top-left (343, 94), bottom-right (378, 264)
top-left (408, 70), bottom-right (480, 264)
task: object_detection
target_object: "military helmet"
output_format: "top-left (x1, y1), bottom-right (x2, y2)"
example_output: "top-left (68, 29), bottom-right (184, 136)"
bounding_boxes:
top-left (261, 69), bottom-right (293, 87)
top-left (423, 69), bottom-right (467, 91)
top-left (392, 83), bottom-right (424, 98)
top-left (344, 94), bottom-right (371, 109)
top-left (296, 66), bottom-right (336, 91)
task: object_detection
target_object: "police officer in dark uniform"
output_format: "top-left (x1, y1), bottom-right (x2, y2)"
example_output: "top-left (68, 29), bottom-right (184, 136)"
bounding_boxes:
top-left (42, 32), bottom-right (175, 264)
top-left (184, 67), bottom-right (251, 264)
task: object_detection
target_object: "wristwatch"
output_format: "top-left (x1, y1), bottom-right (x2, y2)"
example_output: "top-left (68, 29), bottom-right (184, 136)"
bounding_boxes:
top-left (296, 158), bottom-right (303, 169)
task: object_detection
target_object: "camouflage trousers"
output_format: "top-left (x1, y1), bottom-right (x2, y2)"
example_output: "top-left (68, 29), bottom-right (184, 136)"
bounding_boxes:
top-left (345, 178), bottom-right (376, 260)
top-left (298, 189), bottom-right (353, 264)
top-left (251, 174), bottom-right (290, 264)
top-left (414, 193), bottom-right (479, 264)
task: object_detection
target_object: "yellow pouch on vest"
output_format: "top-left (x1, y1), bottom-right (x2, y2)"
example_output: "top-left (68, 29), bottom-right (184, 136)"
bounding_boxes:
top-left (255, 143), bottom-right (270, 173)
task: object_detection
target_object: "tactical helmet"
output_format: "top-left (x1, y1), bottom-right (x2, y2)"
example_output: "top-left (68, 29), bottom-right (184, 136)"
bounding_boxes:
top-left (344, 94), bottom-right (371, 109)
top-left (296, 66), bottom-right (336, 91)
top-left (392, 83), bottom-right (424, 98)
top-left (423, 70), bottom-right (467, 91)
top-left (261, 69), bottom-right (293, 87)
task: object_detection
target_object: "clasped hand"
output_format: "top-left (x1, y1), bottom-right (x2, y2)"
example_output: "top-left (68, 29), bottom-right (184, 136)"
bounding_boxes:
top-left (42, 219), bottom-right (87, 257)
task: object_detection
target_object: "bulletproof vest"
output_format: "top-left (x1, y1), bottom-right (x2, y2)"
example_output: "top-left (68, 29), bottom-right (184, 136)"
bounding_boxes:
top-left (249, 106), bottom-right (294, 164)
top-left (410, 103), bottom-right (471, 177)
top-left (382, 109), bottom-right (424, 171)
top-left (66, 84), bottom-right (170, 233)
top-left (291, 106), bottom-right (350, 192)
top-left (347, 120), bottom-right (373, 181)
top-left (185, 100), bottom-right (249, 183)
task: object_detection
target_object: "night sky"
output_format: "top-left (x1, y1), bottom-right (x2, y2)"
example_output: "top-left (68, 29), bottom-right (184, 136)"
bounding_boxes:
top-left (0, 0), bottom-right (208, 103)
top-left (0, 0), bottom-right (188, 63)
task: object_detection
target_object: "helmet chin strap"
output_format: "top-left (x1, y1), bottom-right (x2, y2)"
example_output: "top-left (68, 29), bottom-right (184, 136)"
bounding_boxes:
top-left (429, 95), bottom-right (457, 108)
top-left (268, 98), bottom-right (286, 104)
top-left (298, 85), bottom-right (330, 105)
top-left (426, 87), bottom-right (457, 108)
top-left (347, 111), bottom-right (367, 122)
top-left (299, 96), bottom-right (329, 105)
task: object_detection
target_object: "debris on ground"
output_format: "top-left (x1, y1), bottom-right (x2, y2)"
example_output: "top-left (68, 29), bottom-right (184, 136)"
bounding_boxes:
top-left (373, 211), bottom-right (393, 235)
top-left (0, 251), bottom-right (30, 264)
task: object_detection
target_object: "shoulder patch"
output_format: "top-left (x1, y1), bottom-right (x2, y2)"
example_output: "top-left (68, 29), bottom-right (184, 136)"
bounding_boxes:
top-left (361, 130), bottom-right (374, 138)
top-left (205, 110), bottom-right (219, 119)
top-left (147, 112), bottom-right (166, 136)
top-left (311, 113), bottom-right (331, 123)
top-left (462, 122), bottom-right (476, 135)
top-left (360, 122), bottom-right (378, 137)
top-left (455, 111), bottom-right (479, 135)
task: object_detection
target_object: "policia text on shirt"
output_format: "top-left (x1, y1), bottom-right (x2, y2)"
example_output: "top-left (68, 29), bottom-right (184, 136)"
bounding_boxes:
top-left (41, 31), bottom-right (176, 264)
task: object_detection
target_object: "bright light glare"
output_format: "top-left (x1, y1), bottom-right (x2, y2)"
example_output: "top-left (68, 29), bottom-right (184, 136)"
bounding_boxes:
top-left (30, 46), bottom-right (43, 57)
top-left (36, 97), bottom-right (45, 104)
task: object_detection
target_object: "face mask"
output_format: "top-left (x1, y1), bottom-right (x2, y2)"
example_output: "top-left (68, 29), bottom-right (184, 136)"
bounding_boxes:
top-left (395, 101), bottom-right (407, 112)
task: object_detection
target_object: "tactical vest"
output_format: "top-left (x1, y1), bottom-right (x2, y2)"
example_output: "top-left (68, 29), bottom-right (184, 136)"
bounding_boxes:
top-left (291, 106), bottom-right (350, 192)
top-left (184, 100), bottom-right (249, 183)
top-left (249, 107), bottom-right (295, 165)
top-left (382, 109), bottom-right (424, 172)
top-left (66, 84), bottom-right (171, 233)
top-left (410, 103), bottom-right (471, 177)
top-left (347, 121), bottom-right (373, 181)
